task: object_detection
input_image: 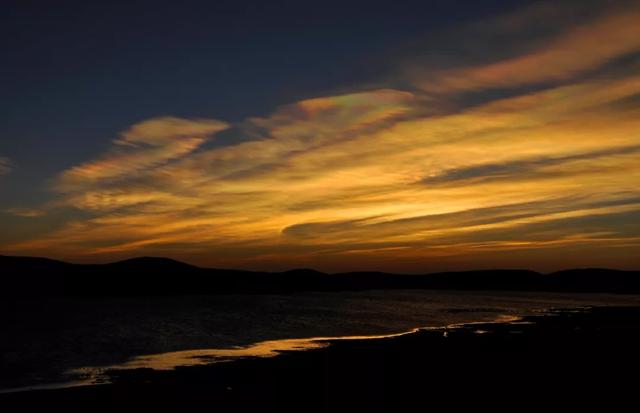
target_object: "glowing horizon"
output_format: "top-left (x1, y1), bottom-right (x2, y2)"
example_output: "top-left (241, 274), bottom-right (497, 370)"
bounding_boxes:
top-left (1, 0), bottom-right (639, 272)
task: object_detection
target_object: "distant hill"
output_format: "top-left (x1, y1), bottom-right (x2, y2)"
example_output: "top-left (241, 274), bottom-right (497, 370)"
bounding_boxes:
top-left (0, 255), bottom-right (639, 297)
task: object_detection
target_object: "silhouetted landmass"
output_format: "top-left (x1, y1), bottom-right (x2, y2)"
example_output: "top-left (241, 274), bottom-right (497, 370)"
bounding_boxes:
top-left (1, 255), bottom-right (639, 297)
top-left (2, 306), bottom-right (640, 412)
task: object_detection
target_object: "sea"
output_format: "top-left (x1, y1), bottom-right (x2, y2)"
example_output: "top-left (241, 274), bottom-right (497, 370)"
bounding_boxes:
top-left (2, 289), bottom-right (640, 392)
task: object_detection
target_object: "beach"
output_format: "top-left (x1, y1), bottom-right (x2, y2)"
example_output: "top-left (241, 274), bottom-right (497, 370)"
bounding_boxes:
top-left (3, 304), bottom-right (640, 412)
top-left (3, 289), bottom-right (640, 390)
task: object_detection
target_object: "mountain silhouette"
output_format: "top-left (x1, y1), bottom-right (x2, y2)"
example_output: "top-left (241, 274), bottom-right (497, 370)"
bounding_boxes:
top-left (1, 255), bottom-right (639, 297)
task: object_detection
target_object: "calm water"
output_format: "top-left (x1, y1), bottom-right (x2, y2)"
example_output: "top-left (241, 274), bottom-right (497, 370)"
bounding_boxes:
top-left (2, 290), bottom-right (640, 392)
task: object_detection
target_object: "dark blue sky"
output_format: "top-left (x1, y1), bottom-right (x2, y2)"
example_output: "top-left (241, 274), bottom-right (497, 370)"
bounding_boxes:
top-left (3, 0), bottom-right (638, 271)
top-left (1, 0), bottom-right (535, 175)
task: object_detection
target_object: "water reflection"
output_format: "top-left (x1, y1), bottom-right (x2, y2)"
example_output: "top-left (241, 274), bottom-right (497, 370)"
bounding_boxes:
top-left (71, 315), bottom-right (522, 385)
top-left (70, 329), bottom-right (426, 380)
top-left (1, 314), bottom-right (523, 394)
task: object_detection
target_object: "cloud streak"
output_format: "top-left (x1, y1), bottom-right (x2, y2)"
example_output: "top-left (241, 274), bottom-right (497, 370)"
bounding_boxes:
top-left (0, 157), bottom-right (12, 177)
top-left (421, 145), bottom-right (640, 186)
top-left (3, 1), bottom-right (640, 272)
top-left (4, 208), bottom-right (46, 218)
top-left (56, 117), bottom-right (229, 192)
top-left (415, 2), bottom-right (640, 94)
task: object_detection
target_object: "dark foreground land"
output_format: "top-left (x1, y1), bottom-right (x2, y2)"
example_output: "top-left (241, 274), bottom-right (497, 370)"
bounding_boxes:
top-left (3, 255), bottom-right (640, 296)
top-left (3, 306), bottom-right (640, 412)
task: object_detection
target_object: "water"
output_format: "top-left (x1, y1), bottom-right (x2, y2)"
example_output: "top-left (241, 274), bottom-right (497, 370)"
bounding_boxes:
top-left (2, 289), bottom-right (640, 392)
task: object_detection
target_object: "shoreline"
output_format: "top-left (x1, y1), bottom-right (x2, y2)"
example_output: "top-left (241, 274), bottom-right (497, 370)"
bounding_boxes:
top-left (4, 288), bottom-right (639, 393)
top-left (4, 305), bottom-right (640, 411)
top-left (0, 311), bottom-right (527, 395)
top-left (0, 304), bottom-right (595, 395)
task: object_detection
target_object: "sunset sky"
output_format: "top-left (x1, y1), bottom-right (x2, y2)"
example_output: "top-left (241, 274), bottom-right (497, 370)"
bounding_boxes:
top-left (1, 0), bottom-right (639, 272)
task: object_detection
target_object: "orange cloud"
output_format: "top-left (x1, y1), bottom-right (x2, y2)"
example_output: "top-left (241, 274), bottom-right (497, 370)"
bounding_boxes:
top-left (56, 117), bottom-right (229, 192)
top-left (3, 3), bottom-right (640, 271)
top-left (417, 5), bottom-right (640, 93)
top-left (4, 208), bottom-right (46, 218)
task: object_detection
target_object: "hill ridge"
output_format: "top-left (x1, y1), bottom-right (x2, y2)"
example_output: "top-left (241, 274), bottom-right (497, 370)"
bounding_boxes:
top-left (1, 255), bottom-right (638, 297)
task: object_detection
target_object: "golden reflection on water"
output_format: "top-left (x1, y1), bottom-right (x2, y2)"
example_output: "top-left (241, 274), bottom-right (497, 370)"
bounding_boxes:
top-left (71, 315), bottom-right (522, 382)
top-left (0, 314), bottom-right (523, 394)
top-left (73, 329), bottom-right (426, 375)
top-left (109, 338), bottom-right (332, 370)
top-left (11, 313), bottom-right (512, 393)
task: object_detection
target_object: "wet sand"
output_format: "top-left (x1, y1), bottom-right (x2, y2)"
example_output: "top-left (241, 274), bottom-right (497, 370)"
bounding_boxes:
top-left (4, 289), bottom-right (639, 392)
top-left (3, 305), bottom-right (640, 412)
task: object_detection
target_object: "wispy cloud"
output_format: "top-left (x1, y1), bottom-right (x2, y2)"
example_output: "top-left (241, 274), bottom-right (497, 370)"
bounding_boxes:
top-left (3, 1), bottom-right (640, 271)
top-left (4, 208), bottom-right (46, 218)
top-left (56, 117), bottom-right (229, 192)
top-left (0, 157), bottom-right (12, 177)
top-left (421, 145), bottom-right (640, 186)
top-left (413, 1), bottom-right (640, 94)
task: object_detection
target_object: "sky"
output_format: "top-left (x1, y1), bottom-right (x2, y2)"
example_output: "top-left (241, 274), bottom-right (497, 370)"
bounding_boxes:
top-left (1, 0), bottom-right (639, 272)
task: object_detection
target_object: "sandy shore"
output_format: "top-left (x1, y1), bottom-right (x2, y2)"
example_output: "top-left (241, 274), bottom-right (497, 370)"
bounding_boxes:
top-left (3, 305), bottom-right (640, 412)
top-left (4, 289), bottom-right (639, 392)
